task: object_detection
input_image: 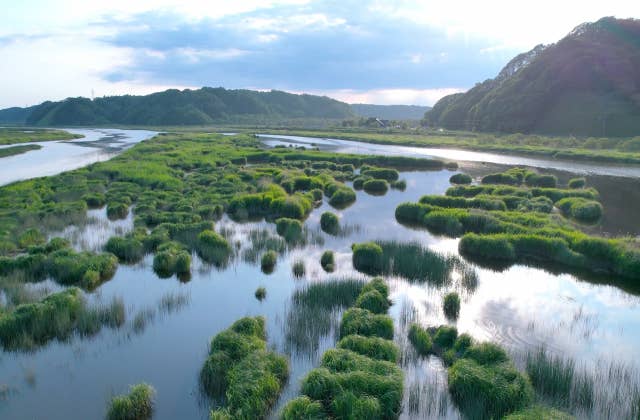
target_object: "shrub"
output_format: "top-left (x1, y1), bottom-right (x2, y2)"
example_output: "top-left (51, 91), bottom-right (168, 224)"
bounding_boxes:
top-left (568, 177), bottom-right (586, 189)
top-left (352, 176), bottom-right (370, 190)
top-left (328, 186), bottom-right (356, 209)
top-left (48, 250), bottom-right (118, 289)
top-left (481, 173), bottom-right (520, 185)
top-left (448, 359), bottom-right (533, 419)
top-left (196, 230), bottom-right (232, 264)
top-left (152, 243), bottom-right (191, 277)
top-left (281, 396), bottom-right (326, 420)
top-left (525, 174), bottom-right (557, 188)
top-left (394, 202), bottom-right (431, 225)
top-left (339, 308), bottom-right (394, 340)
top-left (351, 242), bottom-right (383, 275)
top-left (320, 212), bottom-right (340, 235)
top-left (361, 277), bottom-right (389, 299)
top-left (450, 173), bottom-right (472, 184)
top-left (320, 250), bottom-right (335, 272)
top-left (459, 234), bottom-right (516, 261)
top-left (255, 287), bottom-right (266, 301)
top-left (453, 334), bottom-right (474, 353)
top-left (363, 179), bottom-right (389, 195)
top-left (337, 335), bottom-right (399, 362)
top-left (106, 383), bottom-right (155, 420)
top-left (83, 192), bottom-right (106, 208)
top-left (443, 292), bottom-right (461, 319)
top-left (355, 289), bottom-right (389, 314)
top-left (292, 260), bottom-right (306, 278)
top-left (275, 218), bottom-right (303, 242)
top-left (261, 250), bottom-right (278, 273)
top-left (433, 325), bottom-right (458, 349)
top-left (105, 236), bottom-right (144, 263)
top-left (408, 324), bottom-right (432, 356)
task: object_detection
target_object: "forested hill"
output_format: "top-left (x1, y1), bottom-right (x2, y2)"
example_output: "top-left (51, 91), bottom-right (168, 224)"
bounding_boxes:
top-left (0, 88), bottom-right (354, 126)
top-left (351, 104), bottom-right (431, 120)
top-left (424, 17), bottom-right (640, 137)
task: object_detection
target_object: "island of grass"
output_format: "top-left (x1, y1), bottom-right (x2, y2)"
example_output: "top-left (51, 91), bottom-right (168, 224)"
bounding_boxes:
top-left (260, 128), bottom-right (640, 165)
top-left (0, 127), bottom-right (83, 145)
top-left (282, 277), bottom-right (403, 419)
top-left (200, 316), bottom-right (289, 419)
top-left (106, 383), bottom-right (155, 420)
top-left (395, 168), bottom-right (640, 281)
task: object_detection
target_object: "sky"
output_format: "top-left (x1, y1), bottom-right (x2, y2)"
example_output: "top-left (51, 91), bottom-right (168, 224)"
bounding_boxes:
top-left (0, 0), bottom-right (638, 108)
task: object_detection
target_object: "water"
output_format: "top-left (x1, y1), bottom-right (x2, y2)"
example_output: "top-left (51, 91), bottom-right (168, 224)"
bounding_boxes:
top-left (0, 128), bottom-right (157, 186)
top-left (1, 168), bottom-right (639, 419)
top-left (257, 134), bottom-right (640, 178)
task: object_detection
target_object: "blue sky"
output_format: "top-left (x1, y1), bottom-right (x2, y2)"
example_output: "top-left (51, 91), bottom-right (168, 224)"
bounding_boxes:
top-left (1, 0), bottom-right (638, 108)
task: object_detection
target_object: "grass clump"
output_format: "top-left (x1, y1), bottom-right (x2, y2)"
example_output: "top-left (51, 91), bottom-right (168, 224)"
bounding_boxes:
top-left (201, 316), bottom-right (289, 419)
top-left (450, 173), bottom-right (472, 184)
top-left (363, 179), bottom-right (389, 195)
top-left (327, 185), bottom-right (356, 209)
top-left (408, 324), bottom-right (432, 356)
top-left (320, 250), bottom-right (335, 272)
top-left (152, 242), bottom-right (191, 278)
top-left (339, 308), bottom-right (394, 340)
top-left (464, 342), bottom-right (509, 365)
top-left (105, 236), bottom-right (145, 263)
top-left (255, 287), bottom-right (266, 301)
top-left (361, 168), bottom-right (399, 182)
top-left (261, 250), bottom-right (278, 273)
top-left (106, 383), bottom-right (155, 420)
top-left (389, 179), bottom-right (406, 190)
top-left (0, 288), bottom-right (124, 351)
top-left (106, 202), bottom-right (129, 220)
top-left (275, 217), bottom-right (304, 242)
top-left (195, 230), bottom-right (232, 265)
top-left (280, 396), bottom-right (326, 420)
top-left (568, 178), bottom-right (586, 189)
top-left (448, 358), bottom-right (534, 419)
top-left (504, 405), bottom-right (574, 419)
top-left (292, 260), bottom-right (306, 278)
top-left (556, 197), bottom-right (603, 223)
top-left (354, 289), bottom-right (390, 314)
top-left (320, 212), bottom-right (340, 235)
top-left (337, 334), bottom-right (399, 362)
top-left (443, 292), bottom-right (461, 319)
top-left (351, 242), bottom-right (383, 275)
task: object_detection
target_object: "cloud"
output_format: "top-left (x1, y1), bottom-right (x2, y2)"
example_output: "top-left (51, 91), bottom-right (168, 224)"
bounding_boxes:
top-left (305, 88), bottom-right (465, 106)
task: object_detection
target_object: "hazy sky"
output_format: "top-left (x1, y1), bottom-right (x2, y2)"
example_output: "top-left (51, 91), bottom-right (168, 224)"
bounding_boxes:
top-left (1, 0), bottom-right (638, 108)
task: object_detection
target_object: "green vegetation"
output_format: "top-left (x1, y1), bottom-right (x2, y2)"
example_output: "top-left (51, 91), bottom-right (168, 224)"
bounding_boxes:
top-left (106, 383), bottom-right (155, 420)
top-left (152, 242), bottom-right (191, 278)
top-left (450, 173), bottom-right (472, 185)
top-left (363, 179), bottom-right (389, 195)
top-left (0, 127), bottom-right (82, 145)
top-left (0, 144), bottom-right (42, 158)
top-left (320, 212), bottom-right (340, 235)
top-left (284, 276), bottom-right (403, 419)
top-left (389, 179), bottom-right (406, 190)
top-left (195, 230), bottom-right (232, 265)
top-left (276, 217), bottom-right (304, 242)
top-left (261, 250), bottom-right (278, 273)
top-left (556, 197), bottom-right (603, 223)
top-left (337, 334), bottom-right (399, 363)
top-left (395, 169), bottom-right (640, 280)
top-left (408, 324), bottom-right (432, 356)
top-left (255, 287), bottom-right (266, 301)
top-left (504, 406), bottom-right (574, 420)
top-left (1, 88), bottom-right (354, 126)
top-left (568, 177), bottom-right (586, 189)
top-left (443, 292), bottom-right (461, 319)
top-left (0, 287), bottom-right (124, 351)
top-left (425, 18), bottom-right (640, 138)
top-left (320, 250), bottom-right (335, 272)
top-left (361, 168), bottom-right (399, 182)
top-left (105, 235), bottom-right (145, 263)
top-left (201, 317), bottom-right (289, 419)
top-left (292, 259), bottom-right (306, 278)
top-left (352, 240), bottom-right (474, 285)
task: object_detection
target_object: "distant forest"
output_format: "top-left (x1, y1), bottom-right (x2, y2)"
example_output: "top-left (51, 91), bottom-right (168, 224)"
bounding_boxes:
top-left (350, 104), bottom-right (431, 120)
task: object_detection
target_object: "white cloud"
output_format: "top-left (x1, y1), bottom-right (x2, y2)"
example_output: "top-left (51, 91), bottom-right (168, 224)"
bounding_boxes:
top-left (301, 88), bottom-right (465, 106)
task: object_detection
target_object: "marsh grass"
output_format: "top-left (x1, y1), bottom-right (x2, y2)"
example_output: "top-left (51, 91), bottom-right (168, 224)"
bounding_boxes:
top-left (320, 250), bottom-right (335, 272)
top-left (261, 250), bottom-right (278, 273)
top-left (443, 292), bottom-right (461, 319)
top-left (255, 287), bottom-right (267, 301)
top-left (292, 259), bottom-right (306, 278)
top-left (106, 383), bottom-right (155, 420)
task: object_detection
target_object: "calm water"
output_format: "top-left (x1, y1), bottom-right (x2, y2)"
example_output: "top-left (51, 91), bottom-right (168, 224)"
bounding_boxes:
top-left (1, 166), bottom-right (639, 419)
top-left (0, 128), bottom-right (157, 186)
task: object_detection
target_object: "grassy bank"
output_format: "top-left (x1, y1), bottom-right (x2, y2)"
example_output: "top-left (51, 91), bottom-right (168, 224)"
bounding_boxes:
top-left (260, 128), bottom-right (640, 164)
top-left (0, 144), bottom-right (41, 158)
top-left (0, 128), bottom-right (82, 145)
